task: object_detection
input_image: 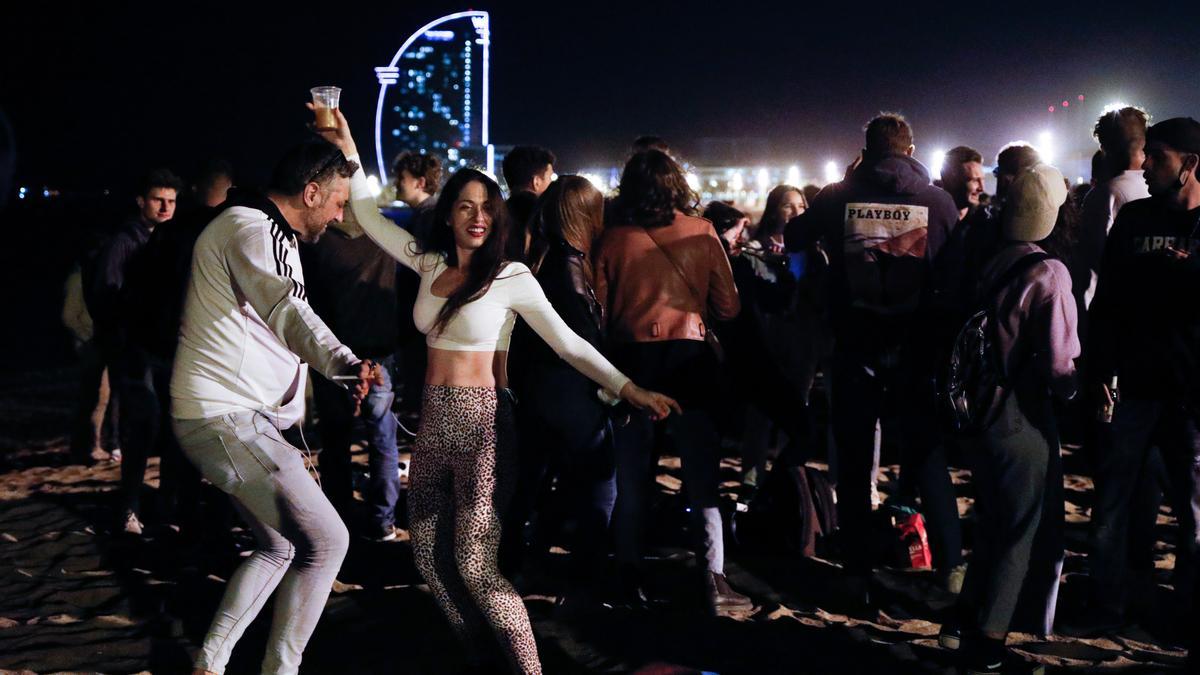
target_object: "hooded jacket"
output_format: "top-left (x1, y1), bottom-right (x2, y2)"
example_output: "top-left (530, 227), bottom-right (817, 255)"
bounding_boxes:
top-left (170, 191), bottom-right (359, 428)
top-left (784, 154), bottom-right (959, 353)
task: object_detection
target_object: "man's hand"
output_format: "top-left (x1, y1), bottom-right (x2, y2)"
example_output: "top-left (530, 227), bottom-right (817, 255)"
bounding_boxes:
top-left (306, 104), bottom-right (358, 158)
top-left (1096, 382), bottom-right (1116, 423)
top-left (346, 360), bottom-right (385, 414)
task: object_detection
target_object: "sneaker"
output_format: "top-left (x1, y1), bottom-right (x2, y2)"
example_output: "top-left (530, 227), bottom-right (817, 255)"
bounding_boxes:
top-left (122, 510), bottom-right (144, 536)
top-left (938, 622), bottom-right (963, 651)
top-left (370, 524), bottom-right (399, 543)
top-left (110, 448), bottom-right (123, 463)
top-left (705, 571), bottom-right (753, 614)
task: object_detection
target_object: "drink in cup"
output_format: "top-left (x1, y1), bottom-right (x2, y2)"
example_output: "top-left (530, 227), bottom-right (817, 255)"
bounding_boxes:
top-left (310, 86), bottom-right (341, 131)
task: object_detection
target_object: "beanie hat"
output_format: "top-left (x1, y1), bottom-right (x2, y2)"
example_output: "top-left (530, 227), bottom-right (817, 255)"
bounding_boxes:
top-left (1002, 163), bottom-right (1068, 242)
top-left (1145, 117), bottom-right (1200, 155)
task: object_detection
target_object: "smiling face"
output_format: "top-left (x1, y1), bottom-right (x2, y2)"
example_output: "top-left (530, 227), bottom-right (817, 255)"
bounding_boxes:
top-left (448, 179), bottom-right (493, 253)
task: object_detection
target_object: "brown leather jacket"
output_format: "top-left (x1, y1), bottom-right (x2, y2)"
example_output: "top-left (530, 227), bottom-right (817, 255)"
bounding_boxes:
top-left (595, 212), bottom-right (741, 344)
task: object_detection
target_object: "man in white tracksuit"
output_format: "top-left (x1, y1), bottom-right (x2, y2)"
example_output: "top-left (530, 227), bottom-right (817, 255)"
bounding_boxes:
top-left (170, 140), bottom-right (375, 675)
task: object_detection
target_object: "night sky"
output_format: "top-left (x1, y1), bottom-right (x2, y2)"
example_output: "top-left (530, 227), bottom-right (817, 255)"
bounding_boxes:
top-left (4, 0), bottom-right (1200, 192)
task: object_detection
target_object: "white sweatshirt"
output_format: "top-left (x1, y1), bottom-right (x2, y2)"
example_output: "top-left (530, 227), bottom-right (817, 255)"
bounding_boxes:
top-left (170, 200), bottom-right (358, 427)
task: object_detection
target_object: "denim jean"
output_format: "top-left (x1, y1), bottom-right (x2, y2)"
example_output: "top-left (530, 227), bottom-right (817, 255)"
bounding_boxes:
top-left (117, 349), bottom-right (197, 519)
top-left (311, 355), bottom-right (399, 529)
top-left (615, 408), bottom-right (725, 573)
top-left (610, 339), bottom-right (726, 575)
top-left (173, 411), bottom-right (350, 675)
top-left (1089, 397), bottom-right (1200, 620)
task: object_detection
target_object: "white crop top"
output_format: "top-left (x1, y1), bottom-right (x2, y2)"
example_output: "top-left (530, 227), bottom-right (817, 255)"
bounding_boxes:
top-left (344, 156), bottom-right (631, 396)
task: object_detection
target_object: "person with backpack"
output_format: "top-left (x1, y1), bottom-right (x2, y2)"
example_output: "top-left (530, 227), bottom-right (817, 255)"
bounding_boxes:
top-left (939, 163), bottom-right (1079, 675)
top-left (783, 113), bottom-right (961, 607)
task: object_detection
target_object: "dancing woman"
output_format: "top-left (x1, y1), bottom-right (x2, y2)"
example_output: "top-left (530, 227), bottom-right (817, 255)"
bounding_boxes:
top-left (315, 110), bottom-right (678, 674)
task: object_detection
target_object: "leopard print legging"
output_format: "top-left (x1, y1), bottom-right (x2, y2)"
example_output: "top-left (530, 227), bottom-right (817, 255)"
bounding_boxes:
top-left (409, 385), bottom-right (542, 674)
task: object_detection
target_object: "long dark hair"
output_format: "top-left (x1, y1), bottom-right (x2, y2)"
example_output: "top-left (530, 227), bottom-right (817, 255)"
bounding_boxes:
top-left (612, 149), bottom-right (699, 228)
top-left (424, 168), bottom-right (511, 333)
top-left (527, 176), bottom-right (604, 277)
top-left (755, 184), bottom-right (805, 245)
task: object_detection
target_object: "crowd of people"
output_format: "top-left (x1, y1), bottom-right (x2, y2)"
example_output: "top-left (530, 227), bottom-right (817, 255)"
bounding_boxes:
top-left (62, 102), bottom-right (1200, 674)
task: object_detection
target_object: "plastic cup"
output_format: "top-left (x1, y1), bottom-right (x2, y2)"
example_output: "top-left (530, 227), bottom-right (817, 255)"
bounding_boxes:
top-left (310, 86), bottom-right (341, 131)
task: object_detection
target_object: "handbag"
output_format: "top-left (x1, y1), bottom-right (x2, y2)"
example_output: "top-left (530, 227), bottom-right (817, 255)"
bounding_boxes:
top-left (641, 226), bottom-right (726, 363)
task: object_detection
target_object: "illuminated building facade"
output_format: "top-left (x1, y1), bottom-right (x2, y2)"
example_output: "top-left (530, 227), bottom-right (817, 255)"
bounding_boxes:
top-left (374, 11), bottom-right (493, 183)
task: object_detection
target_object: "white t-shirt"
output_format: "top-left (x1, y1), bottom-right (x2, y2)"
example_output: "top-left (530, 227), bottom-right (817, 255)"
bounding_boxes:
top-left (343, 155), bottom-right (630, 396)
top-left (1079, 170), bottom-right (1151, 307)
top-left (171, 203), bottom-right (358, 427)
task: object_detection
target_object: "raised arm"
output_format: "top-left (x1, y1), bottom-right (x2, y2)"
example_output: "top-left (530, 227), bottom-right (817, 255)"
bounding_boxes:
top-left (311, 106), bottom-right (425, 271)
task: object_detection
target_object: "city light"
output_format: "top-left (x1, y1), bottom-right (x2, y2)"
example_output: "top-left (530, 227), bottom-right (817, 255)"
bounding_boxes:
top-left (929, 149), bottom-right (946, 180)
top-left (1037, 131), bottom-right (1056, 165)
top-left (730, 171), bottom-right (745, 192)
top-left (581, 173), bottom-right (609, 195)
top-left (1103, 100), bottom-right (1131, 114)
top-left (685, 172), bottom-right (701, 191)
top-left (823, 160), bottom-right (840, 185)
top-left (365, 175), bottom-right (383, 198)
top-left (787, 165), bottom-right (801, 186)
top-left (756, 168), bottom-right (770, 192)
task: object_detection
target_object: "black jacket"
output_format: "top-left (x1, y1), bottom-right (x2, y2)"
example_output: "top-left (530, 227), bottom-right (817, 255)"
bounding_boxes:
top-left (509, 240), bottom-right (609, 446)
top-left (125, 202), bottom-right (221, 360)
top-left (784, 154), bottom-right (958, 354)
top-left (82, 217), bottom-right (153, 360)
top-left (1088, 197), bottom-right (1200, 402)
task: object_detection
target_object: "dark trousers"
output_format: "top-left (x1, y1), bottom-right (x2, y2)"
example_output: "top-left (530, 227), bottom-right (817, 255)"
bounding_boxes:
top-left (311, 355), bottom-right (400, 529)
top-left (69, 339), bottom-right (118, 460)
top-left (117, 350), bottom-right (197, 521)
top-left (611, 340), bottom-right (726, 575)
top-left (502, 400), bottom-right (616, 589)
top-left (1089, 398), bottom-right (1200, 620)
top-left (830, 348), bottom-right (963, 572)
top-left (955, 391), bottom-right (1064, 637)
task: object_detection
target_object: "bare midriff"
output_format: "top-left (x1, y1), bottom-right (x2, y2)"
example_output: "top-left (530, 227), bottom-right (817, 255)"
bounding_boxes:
top-left (424, 347), bottom-right (509, 389)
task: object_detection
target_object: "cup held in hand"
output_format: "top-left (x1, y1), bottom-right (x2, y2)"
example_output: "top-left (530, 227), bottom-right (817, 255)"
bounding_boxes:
top-left (310, 86), bottom-right (341, 131)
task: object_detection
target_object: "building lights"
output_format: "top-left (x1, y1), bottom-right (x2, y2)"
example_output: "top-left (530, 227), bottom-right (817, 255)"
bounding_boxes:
top-left (374, 11), bottom-right (491, 181)
top-left (786, 165), bottom-right (801, 187)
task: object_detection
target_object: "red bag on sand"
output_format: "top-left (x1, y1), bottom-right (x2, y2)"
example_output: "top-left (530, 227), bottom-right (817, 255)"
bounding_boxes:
top-left (873, 503), bottom-right (932, 570)
top-left (894, 509), bottom-right (932, 570)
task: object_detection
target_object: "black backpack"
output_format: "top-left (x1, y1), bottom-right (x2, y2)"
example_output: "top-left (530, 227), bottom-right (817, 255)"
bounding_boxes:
top-left (940, 252), bottom-right (1048, 435)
